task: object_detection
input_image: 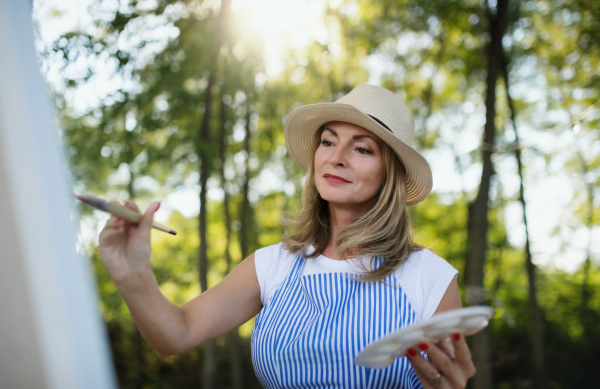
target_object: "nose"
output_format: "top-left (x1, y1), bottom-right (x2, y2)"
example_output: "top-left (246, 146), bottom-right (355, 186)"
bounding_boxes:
top-left (328, 146), bottom-right (347, 167)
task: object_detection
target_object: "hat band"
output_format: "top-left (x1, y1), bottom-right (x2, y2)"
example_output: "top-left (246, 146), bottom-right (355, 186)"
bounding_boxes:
top-left (367, 114), bottom-right (391, 132)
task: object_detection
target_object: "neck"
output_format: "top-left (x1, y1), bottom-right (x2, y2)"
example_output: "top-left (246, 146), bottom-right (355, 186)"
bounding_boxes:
top-left (323, 203), bottom-right (367, 260)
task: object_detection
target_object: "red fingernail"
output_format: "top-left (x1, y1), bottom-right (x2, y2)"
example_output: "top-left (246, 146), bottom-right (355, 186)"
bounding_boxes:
top-left (407, 348), bottom-right (417, 357)
top-left (418, 342), bottom-right (429, 351)
top-left (453, 333), bottom-right (461, 341)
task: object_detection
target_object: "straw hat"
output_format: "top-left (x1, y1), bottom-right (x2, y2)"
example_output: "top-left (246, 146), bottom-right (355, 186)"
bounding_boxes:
top-left (284, 83), bottom-right (432, 205)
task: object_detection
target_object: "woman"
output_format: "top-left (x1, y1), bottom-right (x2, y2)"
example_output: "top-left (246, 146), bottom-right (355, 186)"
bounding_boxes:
top-left (99, 84), bottom-right (476, 388)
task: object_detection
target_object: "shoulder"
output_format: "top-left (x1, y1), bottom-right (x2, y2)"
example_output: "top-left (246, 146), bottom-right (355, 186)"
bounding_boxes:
top-left (402, 248), bottom-right (455, 273)
top-left (255, 242), bottom-right (286, 259)
top-left (255, 243), bottom-right (298, 269)
top-left (395, 248), bottom-right (458, 321)
top-left (254, 243), bottom-right (298, 306)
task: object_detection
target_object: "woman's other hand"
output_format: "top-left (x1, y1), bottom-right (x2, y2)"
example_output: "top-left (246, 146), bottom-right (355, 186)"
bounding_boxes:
top-left (407, 333), bottom-right (476, 388)
top-left (98, 201), bottom-right (160, 283)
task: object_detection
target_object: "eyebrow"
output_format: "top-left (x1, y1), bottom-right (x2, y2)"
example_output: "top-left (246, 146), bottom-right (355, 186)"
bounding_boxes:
top-left (322, 127), bottom-right (377, 142)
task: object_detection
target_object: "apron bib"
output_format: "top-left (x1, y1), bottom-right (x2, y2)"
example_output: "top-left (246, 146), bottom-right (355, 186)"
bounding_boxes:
top-left (252, 255), bottom-right (422, 388)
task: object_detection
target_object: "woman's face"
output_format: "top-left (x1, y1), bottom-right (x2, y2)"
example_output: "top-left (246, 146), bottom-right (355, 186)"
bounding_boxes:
top-left (314, 121), bottom-right (386, 214)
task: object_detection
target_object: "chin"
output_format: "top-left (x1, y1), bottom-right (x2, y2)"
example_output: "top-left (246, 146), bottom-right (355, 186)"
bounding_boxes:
top-left (324, 197), bottom-right (370, 209)
top-left (319, 191), bottom-right (347, 203)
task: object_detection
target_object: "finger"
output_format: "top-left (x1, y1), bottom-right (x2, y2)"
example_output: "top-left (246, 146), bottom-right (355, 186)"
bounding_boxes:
top-left (452, 333), bottom-right (476, 378)
top-left (105, 200), bottom-right (135, 228)
top-left (100, 214), bottom-right (123, 233)
top-left (99, 217), bottom-right (124, 246)
top-left (420, 342), bottom-right (468, 388)
top-left (122, 200), bottom-right (140, 213)
top-left (104, 213), bottom-right (123, 227)
top-left (119, 201), bottom-right (141, 228)
top-left (413, 367), bottom-right (443, 389)
top-left (451, 333), bottom-right (468, 359)
top-left (407, 348), bottom-right (445, 388)
top-left (437, 337), bottom-right (456, 360)
top-left (139, 201), bottom-right (161, 233)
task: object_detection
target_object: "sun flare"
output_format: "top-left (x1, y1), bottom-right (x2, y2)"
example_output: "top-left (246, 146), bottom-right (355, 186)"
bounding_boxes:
top-left (234, 0), bottom-right (323, 34)
top-left (232, 0), bottom-right (329, 76)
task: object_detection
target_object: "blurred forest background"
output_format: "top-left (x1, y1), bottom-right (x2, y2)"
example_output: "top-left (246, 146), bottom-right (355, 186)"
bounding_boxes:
top-left (32, 0), bottom-right (598, 388)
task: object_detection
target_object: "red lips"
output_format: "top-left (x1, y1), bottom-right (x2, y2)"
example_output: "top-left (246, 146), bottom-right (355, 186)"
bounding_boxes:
top-left (323, 174), bottom-right (351, 184)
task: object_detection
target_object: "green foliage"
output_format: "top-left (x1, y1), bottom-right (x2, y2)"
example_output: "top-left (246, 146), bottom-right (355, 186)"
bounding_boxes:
top-left (35, 0), bottom-right (600, 387)
top-left (411, 193), bottom-right (469, 274)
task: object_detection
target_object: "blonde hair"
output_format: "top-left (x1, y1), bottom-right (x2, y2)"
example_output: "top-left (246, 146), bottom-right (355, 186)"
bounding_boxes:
top-left (282, 126), bottom-right (422, 282)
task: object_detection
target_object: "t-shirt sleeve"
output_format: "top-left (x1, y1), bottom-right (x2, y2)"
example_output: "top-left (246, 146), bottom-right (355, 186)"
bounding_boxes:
top-left (395, 249), bottom-right (458, 322)
top-left (254, 242), bottom-right (295, 306)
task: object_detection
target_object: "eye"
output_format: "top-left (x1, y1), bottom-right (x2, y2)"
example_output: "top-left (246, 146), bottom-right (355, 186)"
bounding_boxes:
top-left (356, 147), bottom-right (373, 155)
top-left (320, 139), bottom-right (333, 147)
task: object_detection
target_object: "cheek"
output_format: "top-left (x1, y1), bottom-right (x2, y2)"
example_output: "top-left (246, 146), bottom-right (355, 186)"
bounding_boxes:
top-left (367, 176), bottom-right (385, 196)
top-left (313, 148), bottom-right (325, 169)
top-left (366, 161), bottom-right (385, 187)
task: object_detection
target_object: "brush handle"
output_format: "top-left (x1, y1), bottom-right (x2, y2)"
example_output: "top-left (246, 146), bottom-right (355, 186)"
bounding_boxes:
top-left (107, 202), bottom-right (176, 235)
top-left (106, 202), bottom-right (143, 223)
top-left (74, 194), bottom-right (177, 235)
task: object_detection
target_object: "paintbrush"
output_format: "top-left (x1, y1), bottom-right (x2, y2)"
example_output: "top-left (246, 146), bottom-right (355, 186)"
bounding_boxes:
top-left (74, 194), bottom-right (177, 235)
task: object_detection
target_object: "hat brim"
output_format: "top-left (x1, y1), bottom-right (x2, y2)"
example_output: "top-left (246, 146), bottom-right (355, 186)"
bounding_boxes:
top-left (284, 103), bottom-right (432, 205)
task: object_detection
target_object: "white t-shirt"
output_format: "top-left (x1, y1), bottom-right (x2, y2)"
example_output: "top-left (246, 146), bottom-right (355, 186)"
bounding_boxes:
top-left (255, 243), bottom-right (458, 323)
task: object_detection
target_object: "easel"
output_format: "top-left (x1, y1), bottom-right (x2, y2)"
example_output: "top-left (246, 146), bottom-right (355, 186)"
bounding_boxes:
top-left (0, 1), bottom-right (116, 388)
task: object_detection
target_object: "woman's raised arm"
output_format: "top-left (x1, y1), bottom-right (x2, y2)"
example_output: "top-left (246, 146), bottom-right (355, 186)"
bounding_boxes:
top-left (98, 201), bottom-right (262, 357)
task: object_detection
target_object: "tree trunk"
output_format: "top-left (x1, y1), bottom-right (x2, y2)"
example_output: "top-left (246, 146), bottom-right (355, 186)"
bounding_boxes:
top-left (218, 82), bottom-right (234, 276)
top-left (197, 3), bottom-right (232, 387)
top-left (581, 179), bottom-right (594, 309)
top-left (465, 1), bottom-right (509, 388)
top-left (124, 131), bottom-right (146, 388)
top-left (240, 97), bottom-right (253, 259)
top-left (573, 122), bottom-right (596, 341)
top-left (501, 52), bottom-right (546, 389)
top-left (417, 30), bottom-right (446, 148)
top-left (218, 82), bottom-right (244, 389)
top-left (198, 71), bottom-right (217, 389)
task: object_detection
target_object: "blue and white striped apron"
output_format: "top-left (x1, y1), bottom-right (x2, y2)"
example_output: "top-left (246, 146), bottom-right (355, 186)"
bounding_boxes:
top-left (252, 255), bottom-right (422, 388)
